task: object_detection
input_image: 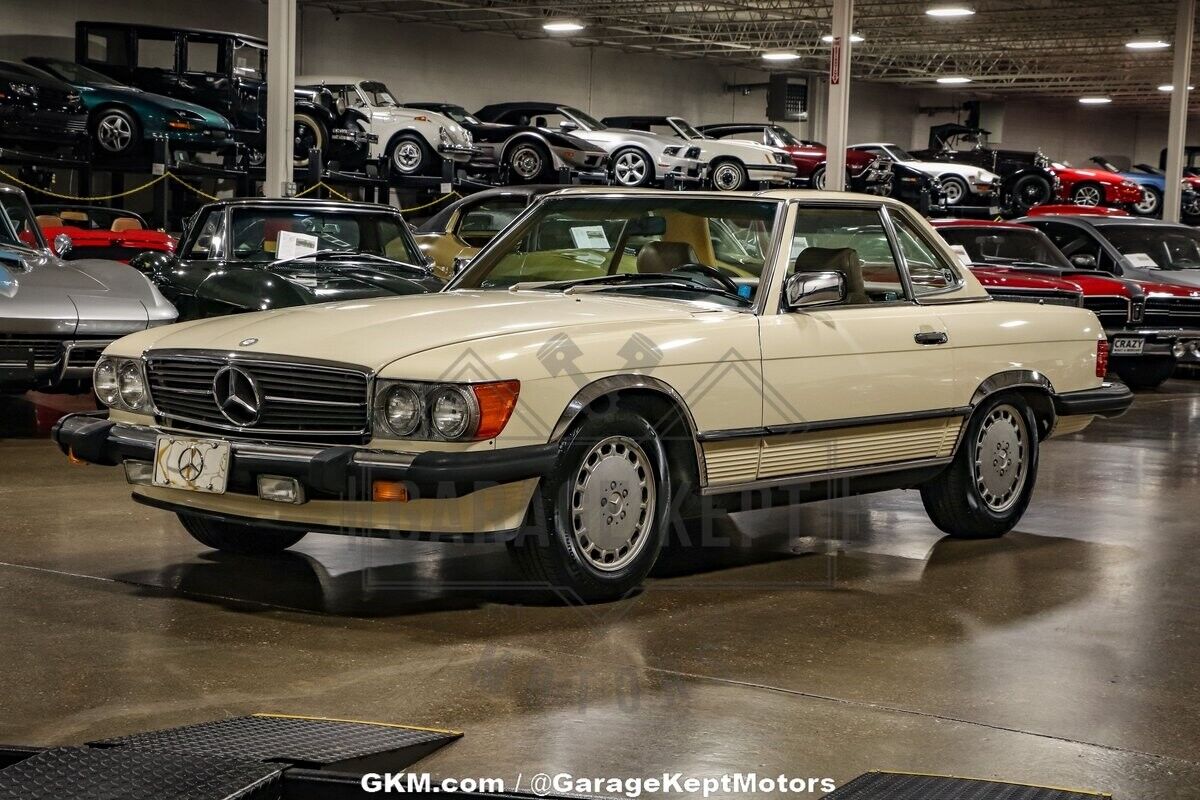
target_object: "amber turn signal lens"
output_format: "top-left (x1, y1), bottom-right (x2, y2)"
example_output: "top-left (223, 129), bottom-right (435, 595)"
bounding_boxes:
top-left (372, 480), bottom-right (409, 502)
top-left (471, 380), bottom-right (520, 440)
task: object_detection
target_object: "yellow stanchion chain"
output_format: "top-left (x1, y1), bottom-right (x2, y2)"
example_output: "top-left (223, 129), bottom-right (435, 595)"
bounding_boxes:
top-left (165, 172), bottom-right (222, 202)
top-left (293, 181), bottom-right (353, 202)
top-left (0, 166), bottom-right (169, 202)
top-left (397, 191), bottom-right (460, 213)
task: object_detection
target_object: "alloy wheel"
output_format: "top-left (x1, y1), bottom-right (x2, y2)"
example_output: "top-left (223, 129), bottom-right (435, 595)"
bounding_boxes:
top-left (510, 146), bottom-right (543, 180)
top-left (569, 436), bottom-right (656, 572)
top-left (972, 404), bottom-right (1029, 513)
top-left (1134, 189), bottom-right (1159, 215)
top-left (1072, 184), bottom-right (1103, 206)
top-left (97, 113), bottom-right (134, 153)
top-left (613, 151), bottom-right (649, 186)
top-left (393, 141), bottom-right (424, 173)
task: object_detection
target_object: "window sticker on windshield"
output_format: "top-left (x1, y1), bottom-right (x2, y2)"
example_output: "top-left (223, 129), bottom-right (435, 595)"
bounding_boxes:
top-left (570, 225), bottom-right (610, 249)
top-left (1125, 252), bottom-right (1158, 268)
top-left (948, 244), bottom-right (973, 267)
top-left (277, 231), bottom-right (319, 260)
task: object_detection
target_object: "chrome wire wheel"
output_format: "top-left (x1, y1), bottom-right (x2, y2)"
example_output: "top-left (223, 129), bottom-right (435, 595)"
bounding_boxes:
top-left (1072, 184), bottom-right (1103, 207)
top-left (510, 144), bottom-right (543, 180)
top-left (1134, 188), bottom-right (1159, 215)
top-left (613, 150), bottom-right (649, 186)
top-left (972, 404), bottom-right (1029, 513)
top-left (569, 436), bottom-right (656, 572)
top-left (97, 112), bottom-right (134, 152)
top-left (393, 140), bottom-right (424, 173)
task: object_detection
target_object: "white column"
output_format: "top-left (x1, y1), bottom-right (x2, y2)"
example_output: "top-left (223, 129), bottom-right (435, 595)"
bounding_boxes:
top-left (823, 0), bottom-right (853, 191)
top-left (265, 0), bottom-right (297, 198)
top-left (1163, 0), bottom-right (1195, 223)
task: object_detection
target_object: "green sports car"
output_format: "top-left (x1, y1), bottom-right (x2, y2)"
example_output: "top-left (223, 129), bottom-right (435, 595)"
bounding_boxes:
top-left (20, 57), bottom-right (234, 157)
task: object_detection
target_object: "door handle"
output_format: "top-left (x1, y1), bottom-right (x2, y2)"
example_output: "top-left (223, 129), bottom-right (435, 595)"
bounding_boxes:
top-left (914, 331), bottom-right (949, 345)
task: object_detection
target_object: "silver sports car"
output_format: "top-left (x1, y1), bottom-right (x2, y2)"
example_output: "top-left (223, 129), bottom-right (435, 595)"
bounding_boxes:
top-left (1, 184), bottom-right (177, 394)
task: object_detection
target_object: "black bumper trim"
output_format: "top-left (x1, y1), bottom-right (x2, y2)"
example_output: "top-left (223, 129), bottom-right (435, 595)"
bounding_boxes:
top-left (52, 413), bottom-right (558, 498)
top-left (1052, 382), bottom-right (1134, 418)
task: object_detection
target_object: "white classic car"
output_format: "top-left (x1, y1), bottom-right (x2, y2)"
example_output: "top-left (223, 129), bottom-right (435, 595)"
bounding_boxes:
top-left (54, 189), bottom-right (1132, 602)
top-left (852, 142), bottom-right (1000, 207)
top-left (602, 115), bottom-right (798, 191)
top-left (298, 76), bottom-right (476, 176)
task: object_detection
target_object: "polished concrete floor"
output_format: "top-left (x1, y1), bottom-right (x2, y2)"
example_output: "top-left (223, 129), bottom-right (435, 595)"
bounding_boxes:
top-left (1, 382), bottom-right (1198, 798)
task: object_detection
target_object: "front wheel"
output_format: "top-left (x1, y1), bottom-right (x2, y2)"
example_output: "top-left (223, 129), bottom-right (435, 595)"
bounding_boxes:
top-left (1133, 186), bottom-right (1162, 217)
top-left (178, 513), bottom-right (307, 555)
top-left (1071, 182), bottom-right (1104, 207)
top-left (389, 133), bottom-right (433, 176)
top-left (710, 159), bottom-right (748, 191)
top-left (1113, 357), bottom-right (1175, 389)
top-left (610, 147), bottom-right (654, 187)
top-left (1011, 174), bottom-right (1052, 211)
top-left (507, 410), bottom-right (669, 603)
top-left (93, 108), bottom-right (141, 156)
top-left (920, 395), bottom-right (1040, 539)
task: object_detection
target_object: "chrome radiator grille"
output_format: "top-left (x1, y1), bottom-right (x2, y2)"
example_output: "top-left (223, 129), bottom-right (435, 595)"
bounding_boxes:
top-left (1145, 297), bottom-right (1200, 327)
top-left (1081, 296), bottom-right (1130, 327)
top-left (146, 353), bottom-right (371, 441)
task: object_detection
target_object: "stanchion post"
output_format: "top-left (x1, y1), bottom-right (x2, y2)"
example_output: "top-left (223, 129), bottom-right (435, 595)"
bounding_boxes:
top-left (308, 148), bottom-right (323, 199)
top-left (155, 138), bottom-right (169, 230)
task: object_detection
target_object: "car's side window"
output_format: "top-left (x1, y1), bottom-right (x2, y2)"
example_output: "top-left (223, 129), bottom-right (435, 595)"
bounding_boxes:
top-left (787, 207), bottom-right (906, 305)
top-left (1036, 222), bottom-right (1107, 269)
top-left (136, 34), bottom-right (177, 71)
top-left (185, 39), bottom-right (220, 74)
top-left (890, 214), bottom-right (962, 296)
top-left (86, 29), bottom-right (130, 66)
top-left (457, 199), bottom-right (528, 247)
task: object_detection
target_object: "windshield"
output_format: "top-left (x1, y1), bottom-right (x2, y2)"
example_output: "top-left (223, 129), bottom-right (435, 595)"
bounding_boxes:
top-left (0, 193), bottom-right (45, 250)
top-left (669, 118), bottom-right (705, 140)
top-left (184, 207), bottom-right (422, 267)
top-left (1103, 224), bottom-right (1200, 270)
top-left (451, 195), bottom-right (778, 306)
top-left (561, 106), bottom-right (606, 131)
top-left (434, 105), bottom-right (479, 125)
top-left (767, 126), bottom-right (802, 147)
top-left (884, 144), bottom-right (914, 160)
top-left (937, 227), bottom-right (1071, 269)
top-left (37, 59), bottom-right (121, 86)
top-left (359, 81), bottom-right (398, 107)
top-left (232, 42), bottom-right (265, 80)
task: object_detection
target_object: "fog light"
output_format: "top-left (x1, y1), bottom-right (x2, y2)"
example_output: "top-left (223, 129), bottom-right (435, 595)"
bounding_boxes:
top-left (257, 476), bottom-right (305, 504)
top-left (1173, 340), bottom-right (1188, 359)
top-left (372, 480), bottom-right (409, 502)
top-left (123, 460), bottom-right (153, 485)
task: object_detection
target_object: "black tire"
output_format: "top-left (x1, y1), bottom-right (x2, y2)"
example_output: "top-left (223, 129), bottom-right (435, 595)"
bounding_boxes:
top-left (178, 513), bottom-right (307, 555)
top-left (1113, 357), bottom-right (1175, 389)
top-left (610, 147), bottom-right (655, 187)
top-left (710, 159), bottom-right (748, 191)
top-left (1132, 186), bottom-right (1162, 217)
top-left (920, 393), bottom-right (1040, 539)
top-left (92, 107), bottom-right (141, 156)
top-left (505, 140), bottom-right (551, 183)
top-left (810, 165), bottom-right (827, 190)
top-left (1070, 181), bottom-right (1104, 207)
top-left (1011, 173), bottom-right (1053, 211)
top-left (293, 113), bottom-right (326, 168)
top-left (939, 175), bottom-right (969, 206)
top-left (507, 409), bottom-right (670, 603)
top-left (388, 133), bottom-right (433, 176)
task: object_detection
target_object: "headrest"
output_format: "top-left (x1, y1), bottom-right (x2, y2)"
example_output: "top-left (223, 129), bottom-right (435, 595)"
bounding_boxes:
top-left (35, 215), bottom-right (63, 229)
top-left (637, 240), bottom-right (699, 274)
top-left (793, 246), bottom-right (860, 273)
top-left (111, 217), bottom-right (143, 232)
top-left (60, 211), bottom-right (89, 223)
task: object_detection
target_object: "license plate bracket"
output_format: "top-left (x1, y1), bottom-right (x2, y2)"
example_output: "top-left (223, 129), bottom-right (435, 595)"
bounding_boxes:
top-left (153, 436), bottom-right (231, 494)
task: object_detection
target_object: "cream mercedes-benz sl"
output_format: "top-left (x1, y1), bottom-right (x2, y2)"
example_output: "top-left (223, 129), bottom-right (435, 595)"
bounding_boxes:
top-left (53, 189), bottom-right (1132, 602)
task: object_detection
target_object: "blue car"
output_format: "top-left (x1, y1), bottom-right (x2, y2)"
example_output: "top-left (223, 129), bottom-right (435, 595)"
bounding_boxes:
top-left (1090, 155), bottom-right (1200, 218)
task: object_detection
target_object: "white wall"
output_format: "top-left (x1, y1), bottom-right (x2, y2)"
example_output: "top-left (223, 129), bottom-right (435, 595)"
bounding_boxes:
top-left (0, 0), bottom-right (1193, 171)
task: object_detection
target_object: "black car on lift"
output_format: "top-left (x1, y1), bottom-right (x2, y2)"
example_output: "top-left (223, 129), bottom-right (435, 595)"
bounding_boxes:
top-left (0, 61), bottom-right (88, 157)
top-left (911, 123), bottom-right (1058, 214)
top-left (74, 21), bottom-right (373, 168)
top-left (129, 199), bottom-right (443, 320)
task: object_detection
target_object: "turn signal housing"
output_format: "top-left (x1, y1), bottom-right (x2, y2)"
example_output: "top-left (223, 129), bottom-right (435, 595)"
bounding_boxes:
top-left (471, 380), bottom-right (520, 440)
top-left (372, 480), bottom-right (409, 502)
top-left (1096, 339), bottom-right (1110, 377)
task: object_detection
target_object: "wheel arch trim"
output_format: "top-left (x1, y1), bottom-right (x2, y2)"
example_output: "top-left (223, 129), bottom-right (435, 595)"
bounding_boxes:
top-left (958, 369), bottom-right (1058, 452)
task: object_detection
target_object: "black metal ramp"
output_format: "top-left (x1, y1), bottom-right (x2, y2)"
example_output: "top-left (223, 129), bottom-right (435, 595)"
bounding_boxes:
top-left (0, 714), bottom-right (461, 799)
top-left (824, 772), bottom-right (1112, 800)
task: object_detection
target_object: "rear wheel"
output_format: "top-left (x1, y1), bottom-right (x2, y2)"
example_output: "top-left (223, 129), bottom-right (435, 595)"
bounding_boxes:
top-left (507, 410), bottom-right (669, 602)
top-left (810, 165), bottom-right (827, 190)
top-left (940, 175), bottom-right (969, 205)
top-left (1011, 173), bottom-right (1052, 211)
top-left (920, 394), bottom-right (1040, 539)
top-left (178, 513), bottom-right (307, 555)
top-left (1133, 186), bottom-right (1162, 216)
top-left (293, 113), bottom-right (326, 167)
top-left (506, 141), bottom-right (551, 182)
top-left (1113, 357), bottom-right (1175, 389)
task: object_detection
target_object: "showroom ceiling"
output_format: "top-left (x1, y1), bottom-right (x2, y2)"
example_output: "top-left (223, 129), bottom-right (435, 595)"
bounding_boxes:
top-left (306, 0), bottom-right (1192, 106)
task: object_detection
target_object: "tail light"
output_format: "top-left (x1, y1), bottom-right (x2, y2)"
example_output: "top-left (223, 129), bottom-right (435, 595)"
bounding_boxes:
top-left (1096, 339), bottom-right (1110, 377)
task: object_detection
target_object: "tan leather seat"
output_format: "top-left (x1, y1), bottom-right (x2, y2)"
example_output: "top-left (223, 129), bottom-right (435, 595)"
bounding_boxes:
top-left (636, 240), bottom-right (699, 274)
top-left (793, 246), bottom-right (870, 305)
top-left (60, 211), bottom-right (89, 224)
top-left (35, 215), bottom-right (63, 229)
top-left (111, 217), bottom-right (144, 232)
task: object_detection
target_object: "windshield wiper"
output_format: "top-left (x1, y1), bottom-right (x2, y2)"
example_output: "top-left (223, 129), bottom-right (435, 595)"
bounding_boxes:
top-left (271, 248), bottom-right (431, 275)
top-left (512, 273), bottom-right (748, 303)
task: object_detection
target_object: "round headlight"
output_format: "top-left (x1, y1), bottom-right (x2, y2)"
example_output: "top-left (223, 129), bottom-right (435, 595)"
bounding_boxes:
top-left (94, 358), bottom-right (119, 407)
top-left (118, 361), bottom-right (146, 409)
top-left (384, 385), bottom-right (422, 436)
top-left (431, 387), bottom-right (475, 439)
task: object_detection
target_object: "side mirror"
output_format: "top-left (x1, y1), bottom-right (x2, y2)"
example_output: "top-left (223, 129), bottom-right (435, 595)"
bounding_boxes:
top-left (558, 120), bottom-right (578, 133)
top-left (452, 255), bottom-right (472, 274)
top-left (1070, 254), bottom-right (1098, 269)
top-left (51, 233), bottom-right (72, 258)
top-left (782, 271), bottom-right (846, 310)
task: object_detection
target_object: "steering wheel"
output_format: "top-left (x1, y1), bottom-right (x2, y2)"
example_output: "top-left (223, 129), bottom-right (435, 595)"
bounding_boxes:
top-left (670, 263), bottom-right (741, 295)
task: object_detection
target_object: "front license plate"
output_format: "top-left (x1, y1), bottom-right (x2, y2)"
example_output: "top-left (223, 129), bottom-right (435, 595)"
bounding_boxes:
top-left (153, 436), bottom-right (231, 494)
top-left (1111, 337), bottom-right (1145, 355)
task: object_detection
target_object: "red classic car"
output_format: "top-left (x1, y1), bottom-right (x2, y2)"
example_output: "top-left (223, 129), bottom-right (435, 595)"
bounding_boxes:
top-left (32, 205), bottom-right (175, 263)
top-left (933, 218), bottom-right (1200, 387)
top-left (696, 123), bottom-right (891, 191)
top-left (1023, 203), bottom-right (1131, 218)
top-left (1048, 164), bottom-right (1143, 210)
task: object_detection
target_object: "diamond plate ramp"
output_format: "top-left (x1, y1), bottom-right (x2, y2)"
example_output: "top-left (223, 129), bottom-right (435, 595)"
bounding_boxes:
top-left (824, 772), bottom-right (1112, 800)
top-left (90, 714), bottom-right (461, 772)
top-left (0, 747), bottom-right (283, 800)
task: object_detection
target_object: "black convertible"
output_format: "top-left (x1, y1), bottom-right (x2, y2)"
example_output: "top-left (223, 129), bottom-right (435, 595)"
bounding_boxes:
top-left (130, 199), bottom-right (443, 320)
